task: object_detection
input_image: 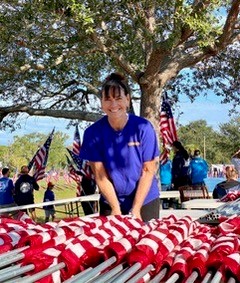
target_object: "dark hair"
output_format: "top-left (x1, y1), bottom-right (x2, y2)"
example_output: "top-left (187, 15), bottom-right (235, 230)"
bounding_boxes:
top-left (2, 167), bottom-right (9, 175)
top-left (101, 72), bottom-right (131, 99)
top-left (172, 140), bottom-right (189, 160)
top-left (194, 149), bottom-right (200, 156)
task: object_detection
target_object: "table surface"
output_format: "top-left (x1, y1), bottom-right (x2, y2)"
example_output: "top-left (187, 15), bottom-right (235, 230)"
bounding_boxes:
top-left (160, 191), bottom-right (180, 199)
top-left (159, 209), bottom-right (209, 220)
top-left (181, 198), bottom-right (225, 209)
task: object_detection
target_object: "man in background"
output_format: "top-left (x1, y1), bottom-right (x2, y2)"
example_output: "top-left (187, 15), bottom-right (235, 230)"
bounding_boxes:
top-left (0, 168), bottom-right (15, 216)
top-left (190, 149), bottom-right (209, 185)
top-left (14, 165), bottom-right (39, 221)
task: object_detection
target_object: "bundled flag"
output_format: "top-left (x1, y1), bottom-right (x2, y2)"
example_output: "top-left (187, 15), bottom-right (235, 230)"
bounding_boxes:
top-left (28, 128), bottom-right (54, 181)
top-left (73, 124), bottom-right (81, 155)
top-left (65, 155), bottom-right (81, 184)
top-left (159, 98), bottom-right (178, 165)
top-left (66, 125), bottom-right (94, 180)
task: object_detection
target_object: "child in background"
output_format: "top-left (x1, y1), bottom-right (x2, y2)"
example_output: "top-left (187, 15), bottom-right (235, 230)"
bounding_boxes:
top-left (43, 182), bottom-right (55, 222)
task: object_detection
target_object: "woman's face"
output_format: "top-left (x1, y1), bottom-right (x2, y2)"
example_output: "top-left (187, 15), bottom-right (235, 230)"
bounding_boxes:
top-left (101, 86), bottom-right (130, 119)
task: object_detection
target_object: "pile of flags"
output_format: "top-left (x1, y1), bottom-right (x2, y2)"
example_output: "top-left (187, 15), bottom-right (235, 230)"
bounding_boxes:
top-left (0, 213), bottom-right (239, 282)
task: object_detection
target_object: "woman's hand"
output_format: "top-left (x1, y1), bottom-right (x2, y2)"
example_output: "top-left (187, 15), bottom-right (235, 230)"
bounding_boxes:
top-left (130, 207), bottom-right (142, 220)
top-left (111, 207), bottom-right (122, 216)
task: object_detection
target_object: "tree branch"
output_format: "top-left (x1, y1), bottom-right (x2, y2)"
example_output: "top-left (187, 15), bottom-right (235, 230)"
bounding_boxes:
top-left (91, 30), bottom-right (138, 81)
top-left (0, 105), bottom-right (103, 123)
top-left (216, 0), bottom-right (240, 49)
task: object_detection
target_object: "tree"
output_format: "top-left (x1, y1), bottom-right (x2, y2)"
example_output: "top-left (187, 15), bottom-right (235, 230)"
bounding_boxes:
top-left (215, 117), bottom-right (240, 161)
top-left (177, 120), bottom-right (222, 164)
top-left (6, 131), bottom-right (69, 170)
top-left (0, 1), bottom-right (239, 133)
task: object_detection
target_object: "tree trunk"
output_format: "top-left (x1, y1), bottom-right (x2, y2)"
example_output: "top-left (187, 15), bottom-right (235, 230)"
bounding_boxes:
top-left (139, 79), bottom-right (163, 138)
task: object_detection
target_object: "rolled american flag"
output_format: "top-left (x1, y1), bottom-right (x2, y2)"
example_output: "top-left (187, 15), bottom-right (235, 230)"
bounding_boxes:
top-left (127, 226), bottom-right (170, 269)
top-left (153, 216), bottom-right (199, 272)
top-left (187, 236), bottom-right (216, 278)
top-left (206, 234), bottom-right (239, 271)
top-left (220, 252), bottom-right (240, 281)
top-left (167, 232), bottom-right (212, 280)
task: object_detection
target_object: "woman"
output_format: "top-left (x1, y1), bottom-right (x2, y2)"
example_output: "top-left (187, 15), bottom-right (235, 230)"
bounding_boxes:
top-left (80, 73), bottom-right (160, 221)
top-left (213, 166), bottom-right (240, 199)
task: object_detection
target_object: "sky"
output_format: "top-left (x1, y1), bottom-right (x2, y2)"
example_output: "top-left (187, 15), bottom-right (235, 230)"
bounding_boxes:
top-left (0, 92), bottom-right (239, 146)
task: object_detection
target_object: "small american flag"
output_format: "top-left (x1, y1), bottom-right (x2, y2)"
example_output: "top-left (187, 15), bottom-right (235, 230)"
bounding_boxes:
top-left (159, 99), bottom-right (177, 165)
top-left (66, 148), bottom-right (94, 180)
top-left (160, 99), bottom-right (178, 145)
top-left (66, 155), bottom-right (81, 184)
top-left (73, 125), bottom-right (81, 155)
top-left (28, 129), bottom-right (54, 181)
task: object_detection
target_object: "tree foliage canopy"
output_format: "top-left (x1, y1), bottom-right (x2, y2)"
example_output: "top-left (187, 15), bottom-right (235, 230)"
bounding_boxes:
top-left (0, 0), bottom-right (239, 132)
top-left (1, 131), bottom-right (70, 170)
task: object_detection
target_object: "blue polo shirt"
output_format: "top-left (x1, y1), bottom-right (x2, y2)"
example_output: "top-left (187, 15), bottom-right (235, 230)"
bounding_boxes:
top-left (80, 114), bottom-right (160, 211)
top-left (190, 157), bottom-right (209, 184)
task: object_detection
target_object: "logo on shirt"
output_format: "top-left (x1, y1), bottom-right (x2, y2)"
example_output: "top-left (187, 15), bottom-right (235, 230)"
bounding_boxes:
top-left (0, 181), bottom-right (6, 192)
top-left (128, 141), bottom-right (140, 147)
top-left (20, 182), bottom-right (31, 193)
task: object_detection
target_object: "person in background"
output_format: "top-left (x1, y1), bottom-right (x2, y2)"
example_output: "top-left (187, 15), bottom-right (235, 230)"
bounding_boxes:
top-left (0, 168), bottom-right (16, 216)
top-left (159, 155), bottom-right (172, 209)
top-left (213, 166), bottom-right (240, 199)
top-left (43, 181), bottom-right (55, 222)
top-left (80, 72), bottom-right (160, 222)
top-left (171, 140), bottom-right (191, 190)
top-left (80, 175), bottom-right (97, 215)
top-left (14, 165), bottom-right (39, 221)
top-left (190, 149), bottom-right (209, 185)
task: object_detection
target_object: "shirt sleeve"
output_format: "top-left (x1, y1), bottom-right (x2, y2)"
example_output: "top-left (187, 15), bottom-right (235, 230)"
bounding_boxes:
top-left (80, 127), bottom-right (103, 162)
top-left (141, 121), bottom-right (160, 162)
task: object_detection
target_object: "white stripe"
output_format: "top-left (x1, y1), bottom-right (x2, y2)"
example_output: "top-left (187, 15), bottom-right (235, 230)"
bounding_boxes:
top-left (41, 232), bottom-right (51, 242)
top-left (68, 243), bottom-right (86, 257)
top-left (171, 230), bottom-right (183, 242)
top-left (162, 237), bottom-right (175, 252)
top-left (119, 238), bottom-right (132, 252)
top-left (174, 256), bottom-right (186, 264)
top-left (54, 235), bottom-right (67, 245)
top-left (88, 237), bottom-right (101, 247)
top-left (8, 231), bottom-right (21, 245)
top-left (138, 238), bottom-right (159, 254)
top-left (44, 248), bottom-right (62, 257)
top-left (150, 230), bottom-right (167, 241)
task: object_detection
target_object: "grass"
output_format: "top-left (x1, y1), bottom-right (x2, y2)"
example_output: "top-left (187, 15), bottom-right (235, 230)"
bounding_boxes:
top-left (33, 177), bottom-right (85, 223)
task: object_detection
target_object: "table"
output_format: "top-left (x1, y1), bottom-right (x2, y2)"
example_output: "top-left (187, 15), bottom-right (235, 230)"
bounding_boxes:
top-left (0, 195), bottom-right (101, 217)
top-left (160, 191), bottom-right (180, 199)
top-left (181, 198), bottom-right (225, 209)
top-left (159, 209), bottom-right (209, 220)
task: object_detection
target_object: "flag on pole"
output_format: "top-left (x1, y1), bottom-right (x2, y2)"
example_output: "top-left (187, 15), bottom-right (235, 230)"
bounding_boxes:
top-left (159, 99), bottom-right (178, 165)
top-left (73, 125), bottom-right (81, 155)
top-left (160, 99), bottom-right (178, 145)
top-left (66, 148), bottom-right (94, 180)
top-left (28, 128), bottom-right (54, 181)
top-left (66, 155), bottom-right (81, 184)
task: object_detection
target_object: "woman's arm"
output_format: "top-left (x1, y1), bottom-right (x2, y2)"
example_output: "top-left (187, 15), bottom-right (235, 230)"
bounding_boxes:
top-left (131, 158), bottom-right (159, 220)
top-left (89, 161), bottom-right (121, 215)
